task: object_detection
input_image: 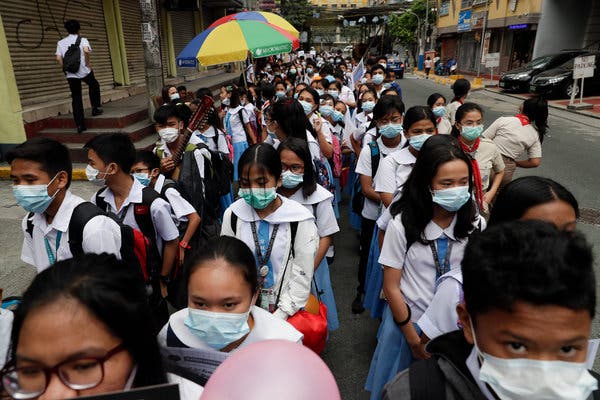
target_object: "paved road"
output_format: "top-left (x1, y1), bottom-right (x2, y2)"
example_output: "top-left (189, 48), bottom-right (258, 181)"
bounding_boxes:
top-left (1, 74), bottom-right (600, 399)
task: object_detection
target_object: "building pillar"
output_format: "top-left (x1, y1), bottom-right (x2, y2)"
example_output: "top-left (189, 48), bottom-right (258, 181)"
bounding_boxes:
top-left (139, 0), bottom-right (164, 118)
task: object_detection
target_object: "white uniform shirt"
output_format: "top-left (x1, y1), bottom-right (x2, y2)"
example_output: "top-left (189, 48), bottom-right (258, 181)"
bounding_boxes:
top-left (437, 117), bottom-right (453, 135)
top-left (340, 85), bottom-right (356, 104)
top-left (158, 305), bottom-right (303, 351)
top-left (55, 34), bottom-right (91, 79)
top-left (154, 174), bottom-right (195, 222)
top-left (21, 191), bottom-right (121, 272)
top-left (446, 100), bottom-right (462, 126)
top-left (306, 130), bottom-right (322, 162)
top-left (93, 179), bottom-right (179, 255)
top-left (0, 309), bottom-right (13, 369)
top-left (227, 106), bottom-right (250, 143)
top-left (195, 126), bottom-right (230, 154)
top-left (355, 137), bottom-right (403, 220)
top-left (417, 269), bottom-right (464, 340)
top-left (374, 146), bottom-right (416, 196)
top-left (482, 116), bottom-right (542, 160)
top-left (378, 214), bottom-right (479, 321)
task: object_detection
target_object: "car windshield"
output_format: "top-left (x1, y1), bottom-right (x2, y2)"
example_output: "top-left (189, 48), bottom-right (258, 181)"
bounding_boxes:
top-left (524, 55), bottom-right (553, 69)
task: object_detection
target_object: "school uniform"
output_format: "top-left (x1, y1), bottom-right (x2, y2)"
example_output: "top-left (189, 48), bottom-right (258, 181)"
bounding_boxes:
top-left (466, 138), bottom-right (505, 197)
top-left (0, 309), bottom-right (13, 369)
top-left (446, 100), bottom-right (463, 126)
top-left (21, 191), bottom-right (121, 272)
top-left (437, 116), bottom-right (453, 135)
top-left (154, 174), bottom-right (195, 225)
top-left (221, 196), bottom-right (319, 319)
top-left (352, 112), bottom-right (373, 149)
top-left (195, 126), bottom-right (230, 154)
top-left (167, 374), bottom-right (204, 400)
top-left (366, 214), bottom-right (483, 400)
top-left (93, 178), bottom-right (179, 256)
top-left (339, 85), bottom-right (356, 105)
top-left (158, 305), bottom-right (303, 351)
top-left (289, 185), bottom-right (340, 331)
top-left (363, 147), bottom-right (416, 318)
top-left (224, 105), bottom-right (251, 180)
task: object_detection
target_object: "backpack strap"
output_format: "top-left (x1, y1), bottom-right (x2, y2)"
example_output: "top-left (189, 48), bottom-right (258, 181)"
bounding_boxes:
top-left (159, 178), bottom-right (179, 200)
top-left (312, 204), bottom-right (317, 217)
top-left (408, 357), bottom-right (447, 400)
top-left (68, 202), bottom-right (105, 256)
top-left (238, 107), bottom-right (252, 143)
top-left (134, 186), bottom-right (160, 242)
top-left (94, 188), bottom-right (109, 213)
top-left (230, 212), bottom-right (238, 235)
top-left (25, 212), bottom-right (35, 238)
top-left (368, 140), bottom-right (381, 178)
top-left (289, 221), bottom-right (299, 258)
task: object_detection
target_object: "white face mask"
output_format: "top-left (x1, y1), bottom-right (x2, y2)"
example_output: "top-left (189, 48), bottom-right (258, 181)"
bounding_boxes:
top-left (86, 164), bottom-right (111, 187)
top-left (170, 92), bottom-right (180, 101)
top-left (470, 319), bottom-right (598, 400)
top-left (158, 127), bottom-right (179, 143)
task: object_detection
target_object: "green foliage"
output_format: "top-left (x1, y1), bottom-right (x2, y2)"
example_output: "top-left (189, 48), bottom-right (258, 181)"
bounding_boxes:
top-left (280, 0), bottom-right (319, 30)
top-left (388, 0), bottom-right (437, 47)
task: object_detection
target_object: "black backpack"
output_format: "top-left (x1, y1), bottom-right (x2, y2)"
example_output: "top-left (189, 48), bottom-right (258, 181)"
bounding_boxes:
top-left (351, 140), bottom-right (381, 214)
top-left (63, 36), bottom-right (82, 73)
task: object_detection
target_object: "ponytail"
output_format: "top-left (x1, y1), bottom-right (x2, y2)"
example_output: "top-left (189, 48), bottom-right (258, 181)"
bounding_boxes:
top-left (522, 96), bottom-right (548, 143)
top-left (451, 79), bottom-right (471, 103)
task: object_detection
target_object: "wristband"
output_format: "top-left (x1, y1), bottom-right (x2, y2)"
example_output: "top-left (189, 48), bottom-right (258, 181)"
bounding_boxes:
top-left (159, 274), bottom-right (171, 285)
top-left (179, 241), bottom-right (191, 250)
top-left (395, 304), bottom-right (412, 327)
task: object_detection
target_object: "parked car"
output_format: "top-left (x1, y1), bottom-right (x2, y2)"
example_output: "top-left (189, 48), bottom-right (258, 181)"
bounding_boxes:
top-left (386, 54), bottom-right (405, 79)
top-left (499, 51), bottom-right (586, 92)
top-left (530, 53), bottom-right (600, 98)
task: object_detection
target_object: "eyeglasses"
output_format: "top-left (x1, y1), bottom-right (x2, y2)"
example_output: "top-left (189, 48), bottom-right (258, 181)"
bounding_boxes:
top-left (281, 163), bottom-right (304, 174)
top-left (377, 116), bottom-right (403, 125)
top-left (1, 343), bottom-right (126, 399)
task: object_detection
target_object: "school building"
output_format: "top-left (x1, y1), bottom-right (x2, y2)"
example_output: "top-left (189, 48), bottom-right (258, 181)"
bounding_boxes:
top-left (435, 0), bottom-right (600, 75)
top-left (0, 0), bottom-right (242, 149)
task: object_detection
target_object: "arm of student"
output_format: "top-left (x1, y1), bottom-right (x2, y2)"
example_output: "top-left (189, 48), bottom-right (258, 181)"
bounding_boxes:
top-left (161, 239), bottom-right (179, 296)
top-left (314, 235), bottom-right (332, 270)
top-left (150, 199), bottom-right (180, 280)
top-left (273, 220), bottom-right (319, 320)
top-left (417, 277), bottom-right (463, 341)
top-left (516, 157), bottom-right (541, 168)
top-left (84, 48), bottom-right (90, 68)
top-left (482, 118), bottom-right (501, 140)
top-left (179, 212), bottom-right (201, 266)
top-left (244, 122), bottom-right (257, 144)
top-left (360, 174), bottom-right (380, 202)
top-left (81, 216), bottom-right (122, 259)
top-left (56, 54), bottom-right (63, 66)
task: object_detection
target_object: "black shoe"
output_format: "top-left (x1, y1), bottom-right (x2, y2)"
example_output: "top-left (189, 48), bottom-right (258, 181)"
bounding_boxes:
top-left (352, 292), bottom-right (365, 314)
top-left (77, 126), bottom-right (87, 133)
top-left (92, 107), bottom-right (104, 116)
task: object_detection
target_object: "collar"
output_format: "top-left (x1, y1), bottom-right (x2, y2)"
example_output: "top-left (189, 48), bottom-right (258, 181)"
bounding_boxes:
top-left (155, 174), bottom-right (166, 192)
top-left (34, 191), bottom-right (79, 233)
top-left (199, 126), bottom-right (216, 137)
top-left (98, 178), bottom-right (142, 212)
top-left (227, 105), bottom-right (244, 114)
top-left (515, 113), bottom-right (530, 126)
top-left (289, 184), bottom-right (333, 205)
top-left (230, 195), bottom-right (314, 223)
top-left (424, 215), bottom-right (458, 241)
top-left (390, 146), bottom-right (417, 165)
top-left (466, 347), bottom-right (496, 400)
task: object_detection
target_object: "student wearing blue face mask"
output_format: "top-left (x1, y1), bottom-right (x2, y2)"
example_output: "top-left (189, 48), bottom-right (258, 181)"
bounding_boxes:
top-left (371, 64), bottom-right (387, 97)
top-left (352, 96), bottom-right (406, 314)
top-left (221, 144), bottom-right (319, 320)
top-left (159, 236), bottom-right (302, 382)
top-left (427, 93), bottom-right (452, 134)
top-left (366, 135), bottom-right (484, 399)
top-left (8, 138), bottom-right (121, 273)
top-left (278, 138), bottom-right (340, 331)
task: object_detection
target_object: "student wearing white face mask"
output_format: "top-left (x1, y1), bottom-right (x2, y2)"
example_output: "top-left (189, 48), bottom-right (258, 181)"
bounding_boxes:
top-left (278, 138), bottom-right (340, 331)
top-left (384, 220), bottom-right (600, 400)
top-left (366, 136), bottom-right (484, 399)
top-left (427, 93), bottom-right (452, 134)
top-left (225, 87), bottom-right (257, 182)
top-left (158, 236), bottom-right (302, 383)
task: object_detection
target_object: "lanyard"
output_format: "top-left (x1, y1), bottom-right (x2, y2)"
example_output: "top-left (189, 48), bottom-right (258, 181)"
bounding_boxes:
top-left (44, 231), bottom-right (62, 265)
top-left (429, 238), bottom-right (454, 280)
top-left (250, 222), bottom-right (279, 281)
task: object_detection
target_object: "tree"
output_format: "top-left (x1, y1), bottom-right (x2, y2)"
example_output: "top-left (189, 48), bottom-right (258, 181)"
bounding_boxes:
top-left (388, 0), bottom-right (436, 63)
top-left (280, 0), bottom-right (319, 30)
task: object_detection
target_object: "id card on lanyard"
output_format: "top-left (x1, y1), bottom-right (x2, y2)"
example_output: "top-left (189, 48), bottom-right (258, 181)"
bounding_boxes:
top-left (44, 231), bottom-right (63, 266)
top-left (250, 221), bottom-right (279, 312)
top-left (429, 237), bottom-right (453, 283)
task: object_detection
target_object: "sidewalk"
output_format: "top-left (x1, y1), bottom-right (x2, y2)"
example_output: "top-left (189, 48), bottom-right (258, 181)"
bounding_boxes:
top-left (412, 69), bottom-right (600, 119)
top-left (1, 70), bottom-right (240, 180)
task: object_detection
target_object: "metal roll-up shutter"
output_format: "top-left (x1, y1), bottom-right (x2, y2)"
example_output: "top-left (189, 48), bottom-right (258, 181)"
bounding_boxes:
top-left (170, 11), bottom-right (196, 76)
top-left (119, 0), bottom-right (145, 84)
top-left (0, 0), bottom-right (114, 106)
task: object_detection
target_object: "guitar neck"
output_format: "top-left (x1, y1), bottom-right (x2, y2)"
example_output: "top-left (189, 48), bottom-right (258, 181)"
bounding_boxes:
top-left (169, 95), bottom-right (214, 163)
top-left (171, 128), bottom-right (194, 163)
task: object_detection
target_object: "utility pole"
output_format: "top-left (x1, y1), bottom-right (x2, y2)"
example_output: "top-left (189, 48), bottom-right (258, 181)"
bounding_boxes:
top-left (139, 0), bottom-right (164, 119)
top-left (476, 0), bottom-right (490, 78)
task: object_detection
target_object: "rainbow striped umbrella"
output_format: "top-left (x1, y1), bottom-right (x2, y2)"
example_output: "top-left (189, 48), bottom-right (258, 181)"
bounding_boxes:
top-left (176, 20), bottom-right (300, 67)
top-left (208, 11), bottom-right (299, 38)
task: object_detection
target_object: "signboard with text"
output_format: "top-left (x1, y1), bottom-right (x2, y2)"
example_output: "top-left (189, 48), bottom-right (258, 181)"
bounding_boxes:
top-left (573, 55), bottom-right (596, 79)
top-left (457, 10), bottom-right (472, 32)
top-left (485, 53), bottom-right (500, 68)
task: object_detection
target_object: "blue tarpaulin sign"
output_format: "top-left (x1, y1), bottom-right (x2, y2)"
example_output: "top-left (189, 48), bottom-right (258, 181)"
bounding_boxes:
top-left (177, 58), bottom-right (198, 68)
top-left (457, 10), bottom-right (472, 32)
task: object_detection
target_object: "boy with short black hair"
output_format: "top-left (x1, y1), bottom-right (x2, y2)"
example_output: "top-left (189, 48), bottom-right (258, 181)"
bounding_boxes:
top-left (383, 220), bottom-right (600, 399)
top-left (84, 133), bottom-right (179, 298)
top-left (8, 138), bottom-right (120, 272)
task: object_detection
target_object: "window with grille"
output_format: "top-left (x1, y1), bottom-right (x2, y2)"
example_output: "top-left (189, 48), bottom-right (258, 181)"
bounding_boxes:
top-left (460, 0), bottom-right (472, 9)
top-left (439, 0), bottom-right (450, 15)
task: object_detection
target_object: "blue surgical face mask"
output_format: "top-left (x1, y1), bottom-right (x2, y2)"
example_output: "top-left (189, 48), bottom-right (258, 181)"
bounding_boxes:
top-left (184, 308), bottom-right (251, 351)
top-left (275, 91), bottom-right (286, 99)
top-left (332, 110), bottom-right (344, 122)
top-left (361, 101), bottom-right (375, 113)
top-left (319, 105), bottom-right (334, 117)
top-left (306, 67), bottom-right (313, 74)
top-left (281, 170), bottom-right (304, 188)
top-left (431, 186), bottom-right (470, 212)
top-left (289, 68), bottom-right (297, 74)
top-left (325, 75), bottom-right (335, 83)
top-left (299, 100), bottom-right (314, 115)
top-left (13, 174), bottom-right (60, 214)
top-left (293, 93), bottom-right (299, 99)
top-left (432, 106), bottom-right (446, 118)
top-left (133, 172), bottom-right (150, 187)
top-left (238, 187), bottom-right (277, 210)
top-left (316, 89), bottom-right (325, 96)
top-left (379, 123), bottom-right (403, 139)
top-left (328, 90), bottom-right (339, 99)
top-left (461, 125), bottom-right (484, 141)
top-left (372, 74), bottom-right (385, 85)
top-left (409, 133), bottom-right (432, 151)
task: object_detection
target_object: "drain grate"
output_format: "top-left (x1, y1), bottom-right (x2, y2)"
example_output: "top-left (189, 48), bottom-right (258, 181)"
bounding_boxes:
top-left (580, 208), bottom-right (600, 226)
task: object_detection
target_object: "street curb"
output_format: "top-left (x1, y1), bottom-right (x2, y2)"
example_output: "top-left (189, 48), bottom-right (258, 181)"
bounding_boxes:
top-left (411, 70), bottom-right (485, 90)
top-left (0, 166), bottom-right (88, 180)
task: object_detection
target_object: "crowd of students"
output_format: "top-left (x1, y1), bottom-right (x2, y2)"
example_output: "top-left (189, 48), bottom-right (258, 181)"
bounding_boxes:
top-left (1, 49), bottom-right (599, 400)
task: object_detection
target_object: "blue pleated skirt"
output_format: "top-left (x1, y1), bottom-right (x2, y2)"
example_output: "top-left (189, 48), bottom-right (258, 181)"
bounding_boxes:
top-left (312, 258), bottom-right (339, 331)
top-left (349, 174), bottom-right (362, 231)
top-left (363, 226), bottom-right (386, 319)
top-left (232, 141), bottom-right (249, 181)
top-left (322, 159), bottom-right (340, 219)
top-left (365, 305), bottom-right (421, 399)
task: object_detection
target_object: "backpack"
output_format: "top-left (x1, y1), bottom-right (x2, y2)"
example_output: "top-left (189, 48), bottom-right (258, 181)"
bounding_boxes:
top-left (351, 140), bottom-right (381, 214)
top-left (313, 158), bottom-right (335, 196)
top-left (62, 36), bottom-right (82, 73)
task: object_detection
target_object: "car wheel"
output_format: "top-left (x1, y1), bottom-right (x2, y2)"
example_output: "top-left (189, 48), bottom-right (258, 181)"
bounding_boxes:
top-left (565, 81), bottom-right (580, 98)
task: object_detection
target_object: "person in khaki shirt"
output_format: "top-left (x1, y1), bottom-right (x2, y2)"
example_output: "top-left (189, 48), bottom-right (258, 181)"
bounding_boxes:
top-left (451, 103), bottom-right (504, 216)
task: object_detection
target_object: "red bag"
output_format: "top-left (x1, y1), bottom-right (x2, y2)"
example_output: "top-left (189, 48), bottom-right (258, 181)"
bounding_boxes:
top-left (287, 302), bottom-right (328, 355)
